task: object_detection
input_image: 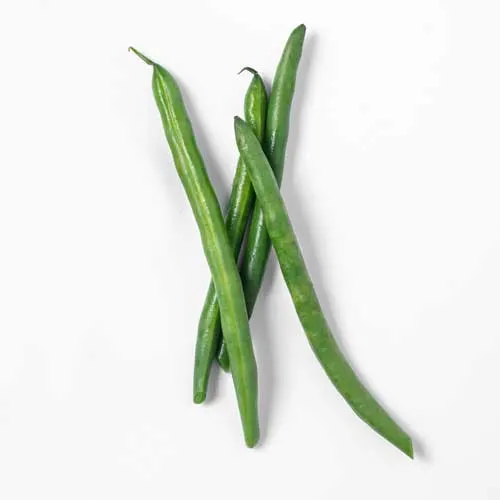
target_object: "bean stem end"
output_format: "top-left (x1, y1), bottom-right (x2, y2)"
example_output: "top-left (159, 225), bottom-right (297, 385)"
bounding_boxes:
top-left (128, 46), bottom-right (154, 66)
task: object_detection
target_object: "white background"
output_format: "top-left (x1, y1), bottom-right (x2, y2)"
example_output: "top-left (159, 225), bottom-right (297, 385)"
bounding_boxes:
top-left (1, 0), bottom-right (499, 498)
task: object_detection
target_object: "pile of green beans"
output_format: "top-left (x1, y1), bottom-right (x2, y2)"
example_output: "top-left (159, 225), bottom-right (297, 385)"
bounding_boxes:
top-left (131, 24), bottom-right (414, 458)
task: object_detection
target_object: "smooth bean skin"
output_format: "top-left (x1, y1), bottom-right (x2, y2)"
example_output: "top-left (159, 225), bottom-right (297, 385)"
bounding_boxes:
top-left (239, 24), bottom-right (306, 317)
top-left (234, 117), bottom-right (413, 458)
top-left (218, 25), bottom-right (306, 368)
top-left (130, 47), bottom-right (259, 447)
top-left (194, 72), bottom-right (267, 396)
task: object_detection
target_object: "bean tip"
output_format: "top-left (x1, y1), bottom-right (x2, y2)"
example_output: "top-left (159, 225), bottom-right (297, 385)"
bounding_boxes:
top-left (238, 66), bottom-right (259, 76)
top-left (234, 116), bottom-right (246, 132)
top-left (245, 432), bottom-right (260, 449)
top-left (219, 364), bottom-right (230, 373)
top-left (217, 356), bottom-right (230, 372)
top-left (128, 46), bottom-right (154, 66)
top-left (193, 392), bottom-right (206, 404)
top-left (404, 438), bottom-right (414, 459)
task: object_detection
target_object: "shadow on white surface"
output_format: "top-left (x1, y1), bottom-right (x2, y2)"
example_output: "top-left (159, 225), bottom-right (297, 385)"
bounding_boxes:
top-left (203, 359), bottom-right (222, 405)
top-left (249, 244), bottom-right (277, 444)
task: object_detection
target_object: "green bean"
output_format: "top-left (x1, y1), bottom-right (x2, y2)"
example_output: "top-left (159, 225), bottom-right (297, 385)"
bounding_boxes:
top-left (239, 24), bottom-right (306, 319)
top-left (130, 47), bottom-right (259, 447)
top-left (217, 24), bottom-right (306, 369)
top-left (214, 69), bottom-right (268, 372)
top-left (194, 70), bottom-right (267, 396)
top-left (234, 117), bottom-right (414, 458)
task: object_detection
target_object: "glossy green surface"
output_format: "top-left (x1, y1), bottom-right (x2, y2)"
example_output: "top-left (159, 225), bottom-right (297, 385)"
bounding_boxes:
top-left (131, 48), bottom-right (259, 447)
top-left (234, 117), bottom-right (413, 458)
top-left (194, 71), bottom-right (267, 395)
top-left (240, 24), bottom-right (306, 317)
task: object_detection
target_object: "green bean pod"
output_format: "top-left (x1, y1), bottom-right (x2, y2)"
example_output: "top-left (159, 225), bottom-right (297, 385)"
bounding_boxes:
top-left (234, 117), bottom-right (413, 458)
top-left (215, 69), bottom-right (268, 371)
top-left (194, 70), bottom-right (267, 396)
top-left (239, 24), bottom-right (306, 318)
top-left (130, 47), bottom-right (259, 447)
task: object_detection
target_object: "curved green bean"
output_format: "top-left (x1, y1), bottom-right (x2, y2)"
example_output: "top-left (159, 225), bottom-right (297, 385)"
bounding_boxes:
top-left (234, 116), bottom-right (413, 458)
top-left (239, 24), bottom-right (306, 318)
top-left (130, 47), bottom-right (259, 447)
top-left (194, 70), bottom-right (267, 397)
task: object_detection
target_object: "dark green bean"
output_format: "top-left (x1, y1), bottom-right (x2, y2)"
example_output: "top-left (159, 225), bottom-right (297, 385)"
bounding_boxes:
top-left (239, 24), bottom-right (306, 318)
top-left (217, 25), bottom-right (306, 369)
top-left (130, 47), bottom-right (259, 447)
top-left (234, 116), bottom-right (414, 458)
top-left (194, 70), bottom-right (267, 397)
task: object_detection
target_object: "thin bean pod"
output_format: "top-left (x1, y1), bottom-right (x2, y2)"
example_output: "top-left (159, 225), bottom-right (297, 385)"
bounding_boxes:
top-left (194, 70), bottom-right (267, 397)
top-left (130, 47), bottom-right (259, 447)
top-left (218, 24), bottom-right (306, 368)
top-left (234, 116), bottom-right (413, 458)
top-left (238, 24), bottom-right (306, 318)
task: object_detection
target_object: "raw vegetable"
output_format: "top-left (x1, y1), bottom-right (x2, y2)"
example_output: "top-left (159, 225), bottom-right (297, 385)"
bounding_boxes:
top-left (194, 69), bottom-right (267, 398)
top-left (234, 116), bottom-right (413, 458)
top-left (218, 24), bottom-right (307, 365)
top-left (130, 47), bottom-right (259, 447)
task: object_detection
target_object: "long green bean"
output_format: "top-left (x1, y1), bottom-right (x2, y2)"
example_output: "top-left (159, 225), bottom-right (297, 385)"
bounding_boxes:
top-left (217, 24), bottom-right (306, 368)
top-left (234, 116), bottom-right (413, 458)
top-left (194, 70), bottom-right (267, 398)
top-left (239, 24), bottom-right (306, 319)
top-left (130, 47), bottom-right (259, 447)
